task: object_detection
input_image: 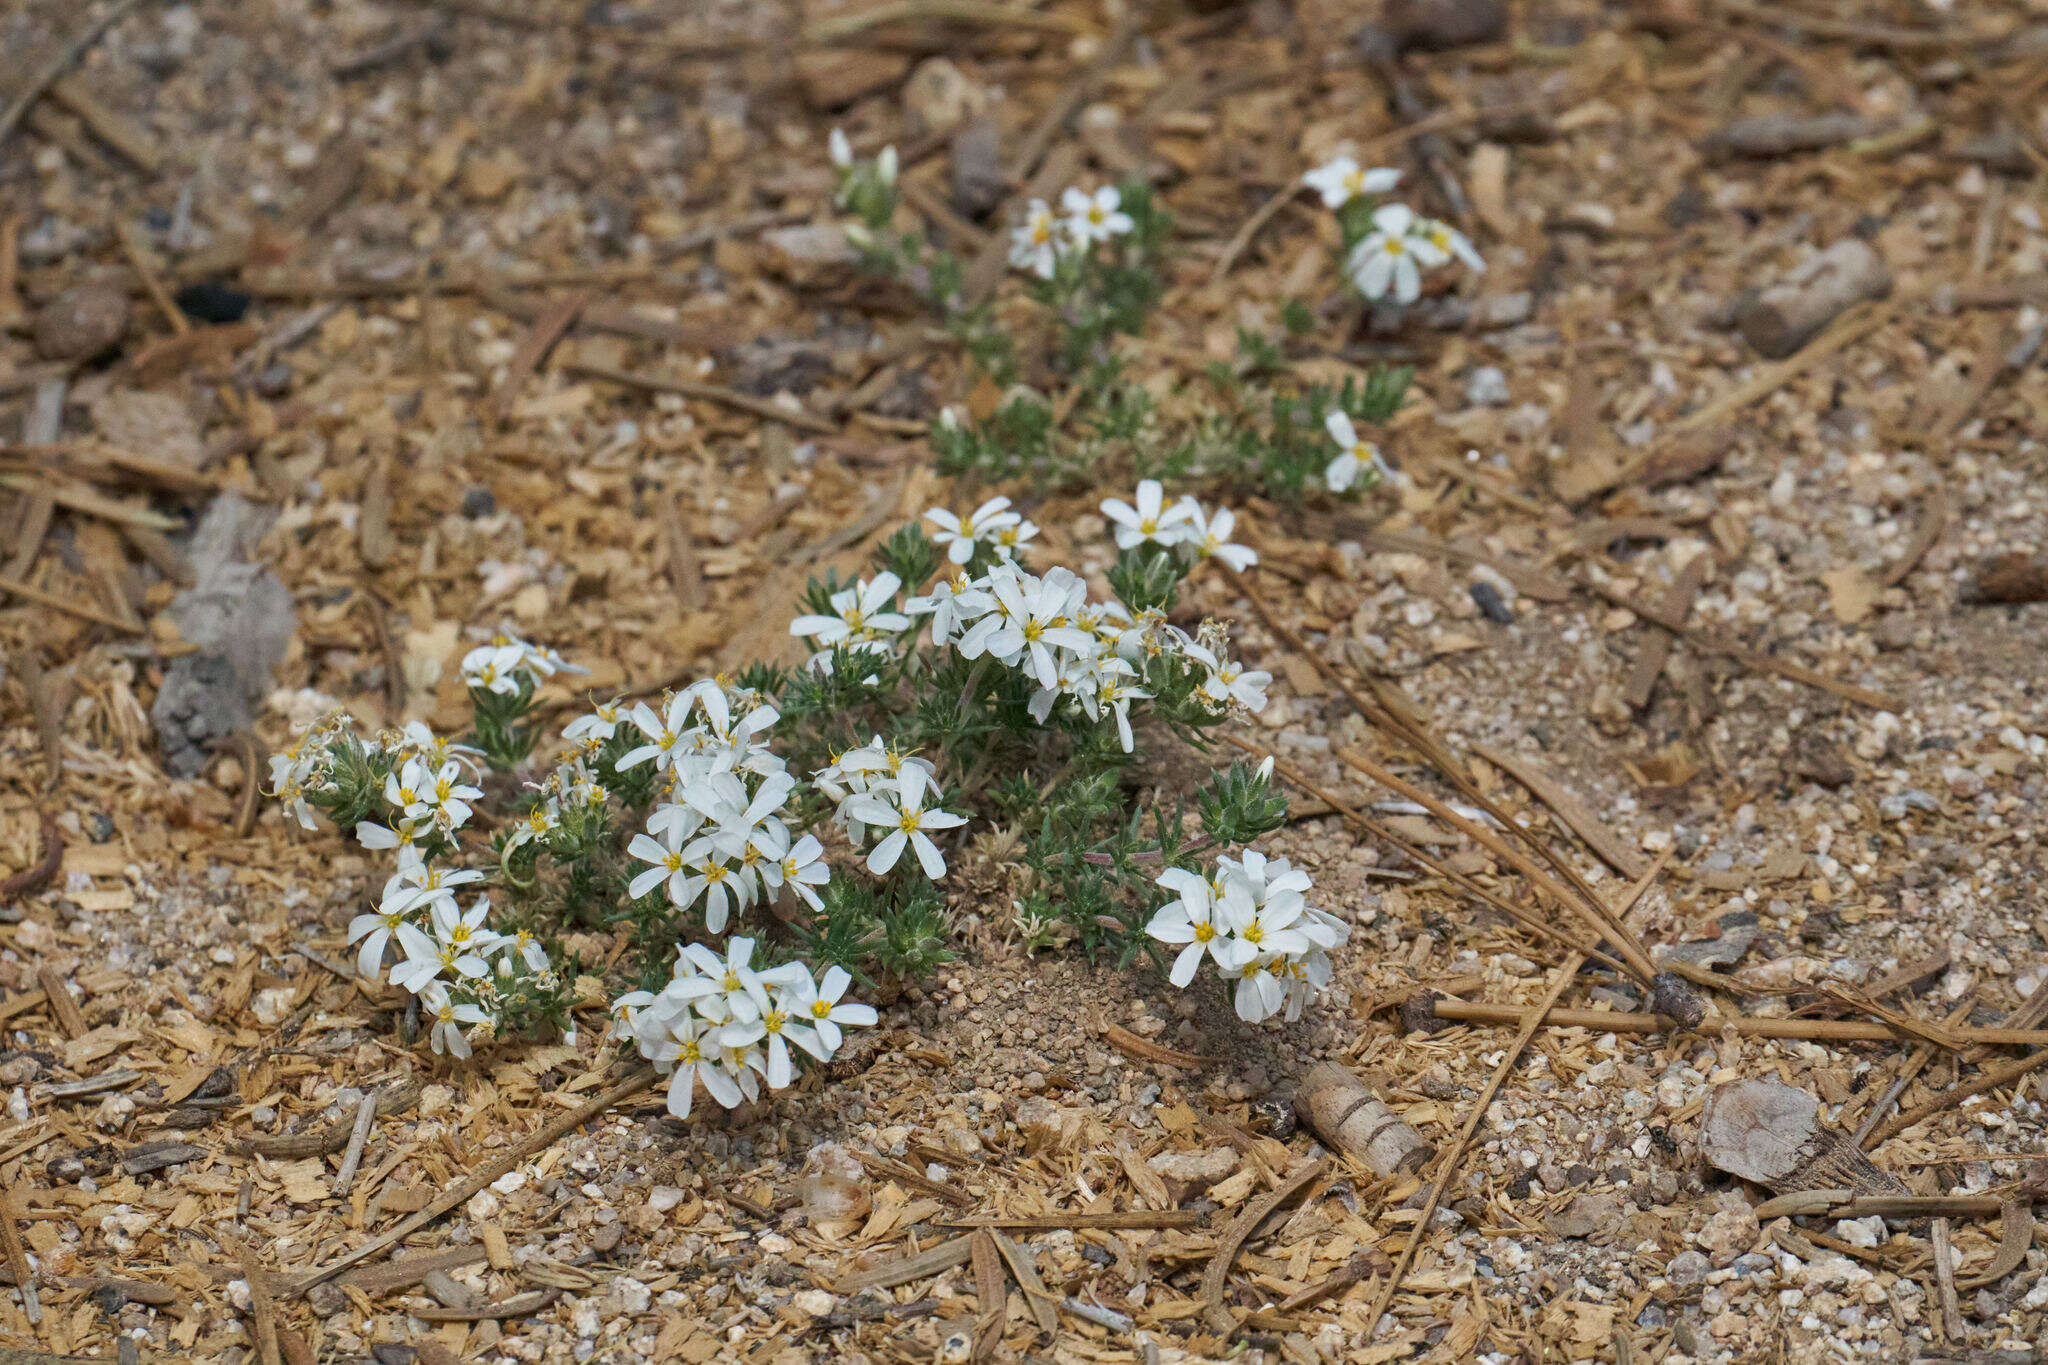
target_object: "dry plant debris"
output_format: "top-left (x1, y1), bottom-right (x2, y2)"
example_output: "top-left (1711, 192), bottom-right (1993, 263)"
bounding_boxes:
top-left (2, 0), bottom-right (2048, 1361)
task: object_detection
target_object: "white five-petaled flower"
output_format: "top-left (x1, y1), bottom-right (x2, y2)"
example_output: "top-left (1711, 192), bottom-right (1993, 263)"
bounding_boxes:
top-left (925, 496), bottom-right (1023, 566)
top-left (678, 938), bottom-right (773, 1026)
top-left (563, 700), bottom-right (624, 746)
top-left (627, 820), bottom-right (693, 905)
top-left (778, 965), bottom-right (877, 1053)
top-left (790, 572), bottom-right (911, 651)
top-left (390, 895), bottom-right (500, 994)
top-left (1061, 185), bottom-right (1133, 245)
top-left (418, 981), bottom-right (491, 1059)
top-left (844, 767), bottom-right (967, 880)
top-left (1416, 216), bottom-right (1484, 273)
top-left (903, 572), bottom-right (994, 646)
top-left (763, 832), bottom-right (831, 910)
top-left (1009, 198), bottom-right (1061, 279)
top-left (461, 643), bottom-right (527, 695)
top-left (1302, 156), bottom-right (1401, 210)
top-left (1145, 867), bottom-right (1233, 987)
top-left (1346, 203), bottom-right (1438, 304)
top-left (1178, 499), bottom-right (1257, 571)
top-left (1322, 410), bottom-right (1391, 494)
top-left (1100, 479), bottom-right (1196, 551)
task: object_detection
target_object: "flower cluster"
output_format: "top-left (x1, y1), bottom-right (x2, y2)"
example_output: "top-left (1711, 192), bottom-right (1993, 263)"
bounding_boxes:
top-left (461, 628), bottom-right (584, 697)
top-left (1303, 156), bottom-right (1483, 305)
top-left (335, 844), bottom-right (557, 1058)
top-left (1008, 185), bottom-right (1134, 279)
top-left (614, 678), bottom-right (821, 932)
top-left (614, 937), bottom-right (876, 1119)
top-left (1145, 850), bottom-right (1349, 1024)
top-left (816, 745), bottom-right (967, 879)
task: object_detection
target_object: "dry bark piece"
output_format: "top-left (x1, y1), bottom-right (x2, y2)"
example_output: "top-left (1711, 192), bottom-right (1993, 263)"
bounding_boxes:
top-left (1700, 1080), bottom-right (1908, 1196)
top-left (1294, 1062), bottom-right (1434, 1175)
top-left (32, 283), bottom-right (129, 361)
top-left (1961, 552), bottom-right (2048, 605)
top-left (1737, 239), bottom-right (1892, 359)
top-left (1701, 113), bottom-right (1877, 159)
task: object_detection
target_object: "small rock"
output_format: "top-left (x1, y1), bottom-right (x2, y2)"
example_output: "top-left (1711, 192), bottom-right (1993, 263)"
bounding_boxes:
top-left (34, 283), bottom-right (130, 360)
top-left (607, 1277), bottom-right (651, 1315)
top-left (902, 57), bottom-right (981, 137)
top-left (1698, 1197), bottom-right (1761, 1264)
top-left (792, 1289), bottom-right (835, 1319)
top-left (759, 224), bottom-right (858, 285)
top-left (1015, 1096), bottom-right (1067, 1152)
top-left (1464, 365), bottom-right (1511, 406)
top-left (307, 1281), bottom-right (348, 1318)
top-left (249, 987), bottom-right (296, 1027)
top-left (799, 1142), bottom-right (870, 1224)
top-left (90, 388), bottom-right (204, 468)
top-left (173, 280), bottom-right (252, 324)
top-left (1146, 1146), bottom-right (1238, 1200)
top-left (647, 1185), bottom-right (686, 1214)
top-left (1381, 0), bottom-right (1506, 51)
top-left (1834, 1214), bottom-right (1888, 1248)
top-left (1549, 1191), bottom-right (1626, 1241)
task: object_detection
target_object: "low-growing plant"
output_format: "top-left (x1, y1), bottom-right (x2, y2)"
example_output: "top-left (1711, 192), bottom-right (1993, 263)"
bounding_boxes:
top-left (271, 488), bottom-right (1350, 1118)
top-left (828, 136), bottom-right (1482, 502)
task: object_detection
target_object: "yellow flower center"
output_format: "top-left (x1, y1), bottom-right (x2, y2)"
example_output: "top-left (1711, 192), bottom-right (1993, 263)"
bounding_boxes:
top-left (704, 863), bottom-right (728, 883)
top-left (899, 811), bottom-right (923, 834)
top-left (763, 1010), bottom-right (786, 1035)
top-left (682, 1040), bottom-right (702, 1063)
top-left (811, 1000), bottom-right (831, 1019)
top-left (663, 852), bottom-right (683, 872)
top-left (1385, 238), bottom-right (1405, 255)
top-left (722, 971), bottom-right (742, 991)
top-left (845, 608), bottom-right (866, 631)
top-left (1194, 923), bottom-right (1215, 943)
top-left (1243, 922), bottom-right (1264, 945)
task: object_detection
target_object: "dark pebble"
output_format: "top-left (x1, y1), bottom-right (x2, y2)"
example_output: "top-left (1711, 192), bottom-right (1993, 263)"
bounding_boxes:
top-left (173, 280), bottom-right (253, 325)
top-left (462, 485), bottom-right (497, 517)
top-left (1469, 580), bottom-right (1515, 624)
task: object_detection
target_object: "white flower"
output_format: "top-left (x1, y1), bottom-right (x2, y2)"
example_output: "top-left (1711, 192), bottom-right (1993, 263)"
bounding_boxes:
top-left (1302, 156), bottom-right (1401, 210)
top-left (1212, 854), bottom-right (1314, 968)
top-left (1183, 641), bottom-right (1270, 713)
top-left (627, 822), bottom-right (692, 904)
top-left (1178, 499), bottom-right (1257, 571)
top-left (1146, 867), bottom-right (1232, 987)
top-left (779, 964), bottom-right (876, 1053)
top-left (1100, 480), bottom-right (1196, 551)
top-left (790, 572), bottom-right (911, 651)
top-left (647, 1006), bottom-right (740, 1119)
top-left (1322, 410), bottom-right (1390, 493)
top-left (844, 767), bottom-right (968, 879)
top-left (1009, 198), bottom-right (1060, 279)
top-left (1346, 203), bottom-right (1430, 304)
top-left (356, 817), bottom-right (427, 859)
top-left (958, 565), bottom-right (1095, 688)
top-left (1231, 955), bottom-right (1291, 1023)
top-left (410, 761), bottom-right (483, 831)
top-left (1416, 216), bottom-right (1484, 272)
top-left (876, 144), bottom-right (898, 186)
top-left (763, 833), bottom-right (832, 910)
top-left (419, 981), bottom-right (490, 1059)
top-left (715, 983), bottom-right (826, 1089)
top-left (461, 643), bottom-right (527, 695)
top-left (1061, 185), bottom-right (1133, 245)
top-left (498, 928), bottom-right (550, 974)
top-left (617, 693), bottom-right (691, 772)
top-left (1093, 664), bottom-right (1151, 753)
top-left (925, 496), bottom-right (1022, 566)
top-left (828, 127), bottom-right (852, 169)
top-left (347, 885), bottom-right (421, 981)
top-left (564, 700), bottom-right (624, 746)
top-left (678, 938), bottom-right (772, 1026)
top-left (904, 572), bottom-right (995, 646)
